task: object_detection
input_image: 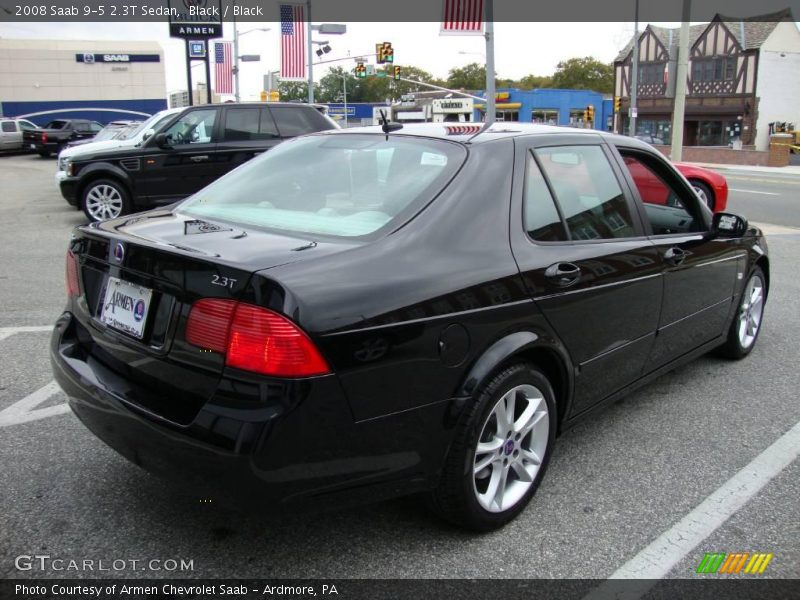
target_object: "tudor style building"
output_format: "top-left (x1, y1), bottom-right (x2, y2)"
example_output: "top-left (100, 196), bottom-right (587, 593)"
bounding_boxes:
top-left (613, 10), bottom-right (800, 150)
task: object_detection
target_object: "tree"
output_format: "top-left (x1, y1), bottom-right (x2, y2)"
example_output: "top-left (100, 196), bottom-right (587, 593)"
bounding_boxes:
top-left (446, 62), bottom-right (486, 91)
top-left (277, 80), bottom-right (308, 101)
top-left (517, 74), bottom-right (554, 90)
top-left (550, 57), bottom-right (613, 93)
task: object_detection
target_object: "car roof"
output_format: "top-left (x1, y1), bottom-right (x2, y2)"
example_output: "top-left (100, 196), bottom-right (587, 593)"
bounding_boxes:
top-left (320, 122), bottom-right (655, 149)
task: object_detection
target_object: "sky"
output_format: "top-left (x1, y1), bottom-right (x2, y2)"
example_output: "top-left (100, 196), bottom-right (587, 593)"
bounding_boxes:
top-left (0, 21), bottom-right (662, 100)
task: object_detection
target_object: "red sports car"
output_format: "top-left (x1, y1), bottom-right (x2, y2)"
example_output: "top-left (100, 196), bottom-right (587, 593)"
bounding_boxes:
top-left (624, 156), bottom-right (728, 212)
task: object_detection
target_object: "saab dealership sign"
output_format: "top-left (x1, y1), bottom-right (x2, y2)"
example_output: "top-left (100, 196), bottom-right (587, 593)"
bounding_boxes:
top-left (168, 0), bottom-right (223, 39)
top-left (77, 54), bottom-right (161, 64)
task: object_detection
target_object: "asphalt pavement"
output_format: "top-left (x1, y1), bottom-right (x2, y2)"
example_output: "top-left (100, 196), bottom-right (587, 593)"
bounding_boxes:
top-left (0, 154), bottom-right (797, 584)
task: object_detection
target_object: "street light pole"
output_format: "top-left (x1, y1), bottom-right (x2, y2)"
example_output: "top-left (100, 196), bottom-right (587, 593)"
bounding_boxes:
top-left (670, 0), bottom-right (691, 161)
top-left (343, 74), bottom-right (347, 127)
top-left (484, 0), bottom-right (496, 124)
top-left (630, 0), bottom-right (640, 136)
top-left (233, 23), bottom-right (240, 102)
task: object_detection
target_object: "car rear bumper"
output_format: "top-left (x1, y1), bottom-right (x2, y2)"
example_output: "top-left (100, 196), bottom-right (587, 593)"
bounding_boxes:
top-left (50, 312), bottom-right (447, 510)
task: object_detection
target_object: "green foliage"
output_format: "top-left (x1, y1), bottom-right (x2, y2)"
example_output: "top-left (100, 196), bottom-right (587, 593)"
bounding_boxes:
top-left (277, 80), bottom-right (308, 101)
top-left (550, 57), bottom-right (614, 93)
top-left (446, 62), bottom-right (486, 91)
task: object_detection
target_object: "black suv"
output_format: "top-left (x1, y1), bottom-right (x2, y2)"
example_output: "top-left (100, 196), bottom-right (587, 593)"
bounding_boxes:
top-left (59, 103), bottom-right (339, 222)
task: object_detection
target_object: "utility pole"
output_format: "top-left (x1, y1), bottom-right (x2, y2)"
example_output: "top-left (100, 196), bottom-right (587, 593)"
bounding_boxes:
top-left (630, 0), bottom-right (639, 136)
top-left (484, 0), bottom-right (495, 124)
top-left (343, 74), bottom-right (348, 127)
top-left (307, 0), bottom-right (314, 103)
top-left (233, 15), bottom-right (240, 102)
top-left (670, 0), bottom-right (691, 161)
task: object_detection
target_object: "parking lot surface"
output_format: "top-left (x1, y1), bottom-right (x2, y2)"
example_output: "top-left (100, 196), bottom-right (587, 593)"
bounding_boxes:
top-left (1, 154), bottom-right (798, 581)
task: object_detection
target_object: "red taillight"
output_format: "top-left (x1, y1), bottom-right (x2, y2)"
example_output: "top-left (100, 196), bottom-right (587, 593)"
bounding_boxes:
top-left (185, 298), bottom-right (237, 353)
top-left (42, 133), bottom-right (48, 144)
top-left (185, 299), bottom-right (330, 378)
top-left (65, 250), bottom-right (80, 297)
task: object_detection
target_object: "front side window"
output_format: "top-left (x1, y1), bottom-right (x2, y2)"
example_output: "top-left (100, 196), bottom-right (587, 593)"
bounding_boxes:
top-left (162, 109), bottom-right (217, 145)
top-left (180, 134), bottom-right (466, 238)
top-left (620, 152), bottom-right (704, 235)
top-left (535, 145), bottom-right (636, 240)
top-left (19, 120), bottom-right (37, 131)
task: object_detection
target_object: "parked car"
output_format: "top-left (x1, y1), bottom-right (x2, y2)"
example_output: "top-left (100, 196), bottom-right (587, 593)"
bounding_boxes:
top-left (0, 118), bottom-right (39, 152)
top-left (635, 133), bottom-right (666, 145)
top-left (24, 119), bottom-right (104, 157)
top-left (65, 120), bottom-right (142, 149)
top-left (625, 157), bottom-right (728, 212)
top-left (51, 123), bottom-right (768, 530)
top-left (55, 108), bottom-right (185, 186)
top-left (59, 102), bottom-right (339, 222)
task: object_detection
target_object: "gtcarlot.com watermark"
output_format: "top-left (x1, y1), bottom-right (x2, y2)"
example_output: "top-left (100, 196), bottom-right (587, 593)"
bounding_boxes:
top-left (15, 554), bottom-right (194, 572)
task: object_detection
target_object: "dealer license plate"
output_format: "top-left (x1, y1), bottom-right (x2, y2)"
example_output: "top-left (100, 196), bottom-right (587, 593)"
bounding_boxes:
top-left (99, 277), bottom-right (153, 339)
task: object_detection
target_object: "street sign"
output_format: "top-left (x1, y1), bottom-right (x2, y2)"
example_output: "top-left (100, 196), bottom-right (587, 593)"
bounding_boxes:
top-left (168, 0), bottom-right (223, 39)
top-left (240, 55), bottom-right (261, 62)
top-left (365, 64), bottom-right (376, 76)
top-left (629, 107), bottom-right (638, 118)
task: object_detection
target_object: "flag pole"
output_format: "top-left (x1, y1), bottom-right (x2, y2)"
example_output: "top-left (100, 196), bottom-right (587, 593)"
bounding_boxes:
top-left (484, 0), bottom-right (495, 124)
top-left (307, 0), bottom-right (314, 103)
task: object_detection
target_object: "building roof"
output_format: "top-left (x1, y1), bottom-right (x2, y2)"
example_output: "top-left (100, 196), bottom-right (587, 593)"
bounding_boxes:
top-left (614, 9), bottom-right (795, 62)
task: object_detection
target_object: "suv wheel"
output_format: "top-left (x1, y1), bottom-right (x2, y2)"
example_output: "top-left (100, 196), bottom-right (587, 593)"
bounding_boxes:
top-left (431, 363), bottom-right (556, 531)
top-left (82, 179), bottom-right (131, 222)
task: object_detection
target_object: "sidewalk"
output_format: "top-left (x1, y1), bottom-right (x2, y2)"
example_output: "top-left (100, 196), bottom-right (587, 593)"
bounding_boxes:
top-left (682, 162), bottom-right (800, 175)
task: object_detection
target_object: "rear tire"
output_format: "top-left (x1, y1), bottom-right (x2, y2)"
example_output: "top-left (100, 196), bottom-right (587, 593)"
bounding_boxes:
top-left (81, 179), bottom-right (131, 223)
top-left (38, 151), bottom-right (51, 158)
top-left (689, 179), bottom-right (715, 211)
top-left (717, 267), bottom-right (766, 359)
top-left (431, 363), bottom-right (556, 531)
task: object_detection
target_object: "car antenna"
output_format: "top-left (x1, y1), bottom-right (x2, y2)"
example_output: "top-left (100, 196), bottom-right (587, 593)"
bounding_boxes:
top-left (379, 109), bottom-right (402, 141)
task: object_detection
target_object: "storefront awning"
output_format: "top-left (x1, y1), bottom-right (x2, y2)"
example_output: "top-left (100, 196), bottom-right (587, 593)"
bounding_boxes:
top-left (475, 103), bottom-right (523, 110)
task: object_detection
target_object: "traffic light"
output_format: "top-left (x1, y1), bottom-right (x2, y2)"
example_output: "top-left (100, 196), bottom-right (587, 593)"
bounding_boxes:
top-left (587, 105), bottom-right (595, 123)
top-left (376, 42), bottom-right (394, 64)
top-left (260, 90), bottom-right (268, 102)
top-left (393, 65), bottom-right (401, 81)
top-left (583, 107), bottom-right (589, 122)
top-left (355, 62), bottom-right (366, 78)
top-left (614, 96), bottom-right (621, 112)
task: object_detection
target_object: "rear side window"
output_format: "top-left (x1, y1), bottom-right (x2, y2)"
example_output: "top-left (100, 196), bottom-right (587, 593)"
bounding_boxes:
top-left (1, 122), bottom-right (16, 132)
top-left (46, 120), bottom-right (68, 129)
top-left (180, 134), bottom-right (466, 238)
top-left (269, 107), bottom-right (336, 137)
top-left (523, 152), bottom-right (567, 242)
top-left (223, 108), bottom-right (279, 141)
top-left (535, 145), bottom-right (636, 240)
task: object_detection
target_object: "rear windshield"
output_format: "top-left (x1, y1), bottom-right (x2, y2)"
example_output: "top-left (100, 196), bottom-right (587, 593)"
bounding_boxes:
top-left (179, 134), bottom-right (465, 238)
top-left (45, 120), bottom-right (68, 129)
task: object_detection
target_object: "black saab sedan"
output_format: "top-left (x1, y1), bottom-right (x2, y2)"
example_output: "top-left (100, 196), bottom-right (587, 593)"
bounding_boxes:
top-left (51, 123), bottom-right (768, 531)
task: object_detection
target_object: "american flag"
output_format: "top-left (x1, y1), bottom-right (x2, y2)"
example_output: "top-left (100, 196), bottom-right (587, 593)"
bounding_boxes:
top-left (441, 0), bottom-right (485, 35)
top-left (280, 3), bottom-right (306, 81)
top-left (214, 42), bottom-right (233, 95)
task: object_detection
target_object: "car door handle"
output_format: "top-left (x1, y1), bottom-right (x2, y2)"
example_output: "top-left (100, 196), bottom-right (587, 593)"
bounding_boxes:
top-left (545, 262), bottom-right (581, 287)
top-left (663, 247), bottom-right (687, 266)
top-left (189, 155), bottom-right (210, 162)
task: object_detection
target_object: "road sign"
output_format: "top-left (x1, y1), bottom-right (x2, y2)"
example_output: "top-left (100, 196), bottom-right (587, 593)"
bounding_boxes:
top-left (240, 55), bottom-right (261, 62)
top-left (629, 107), bottom-right (638, 118)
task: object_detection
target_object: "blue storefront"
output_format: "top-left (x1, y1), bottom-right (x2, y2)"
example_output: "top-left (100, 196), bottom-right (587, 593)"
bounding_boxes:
top-left (474, 88), bottom-right (613, 131)
top-left (324, 103), bottom-right (387, 126)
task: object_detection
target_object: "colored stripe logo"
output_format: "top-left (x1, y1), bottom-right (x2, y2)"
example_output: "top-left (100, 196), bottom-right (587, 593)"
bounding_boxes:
top-left (697, 552), bottom-right (773, 574)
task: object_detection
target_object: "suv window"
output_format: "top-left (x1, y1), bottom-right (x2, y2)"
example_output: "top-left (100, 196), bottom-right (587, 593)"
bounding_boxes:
top-left (620, 152), bottom-right (705, 235)
top-left (19, 120), bottom-right (37, 131)
top-left (162, 109), bottom-right (217, 145)
top-left (270, 106), bottom-right (335, 137)
top-left (535, 145), bottom-right (637, 241)
top-left (523, 151), bottom-right (568, 242)
top-left (1, 122), bottom-right (16, 133)
top-left (46, 120), bottom-right (68, 129)
top-left (223, 108), bottom-right (279, 141)
top-left (90, 122), bottom-right (104, 133)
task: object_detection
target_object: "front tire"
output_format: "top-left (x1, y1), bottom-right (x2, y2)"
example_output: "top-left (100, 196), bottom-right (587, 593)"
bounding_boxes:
top-left (689, 179), bottom-right (715, 211)
top-left (81, 179), bottom-right (131, 222)
top-left (717, 267), bottom-right (766, 359)
top-left (431, 363), bottom-right (556, 531)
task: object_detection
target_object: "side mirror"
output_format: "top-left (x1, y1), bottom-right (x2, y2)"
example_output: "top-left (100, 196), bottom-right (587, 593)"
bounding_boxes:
top-left (142, 128), bottom-right (155, 141)
top-left (712, 212), bottom-right (748, 238)
top-left (153, 133), bottom-right (171, 149)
